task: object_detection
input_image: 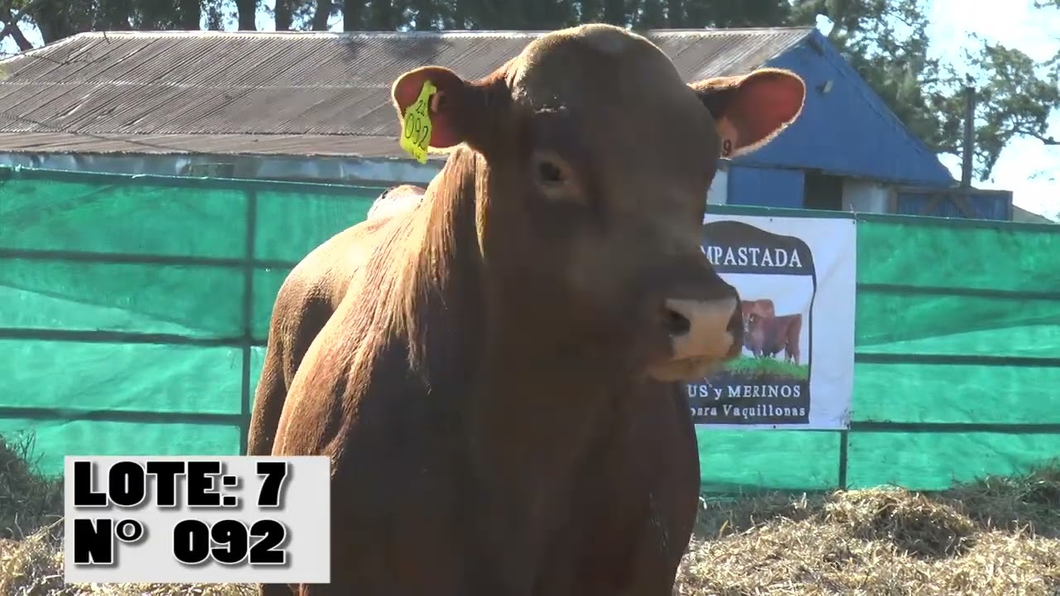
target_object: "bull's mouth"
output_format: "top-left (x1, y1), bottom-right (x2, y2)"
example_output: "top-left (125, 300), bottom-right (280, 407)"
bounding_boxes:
top-left (645, 355), bottom-right (726, 383)
top-left (634, 296), bottom-right (743, 383)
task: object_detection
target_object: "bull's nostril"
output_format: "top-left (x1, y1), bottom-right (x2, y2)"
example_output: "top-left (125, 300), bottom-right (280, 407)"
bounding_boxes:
top-left (663, 308), bottom-right (692, 337)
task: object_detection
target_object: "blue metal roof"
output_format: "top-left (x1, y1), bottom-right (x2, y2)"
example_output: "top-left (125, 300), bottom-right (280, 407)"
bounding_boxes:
top-left (729, 29), bottom-right (955, 187)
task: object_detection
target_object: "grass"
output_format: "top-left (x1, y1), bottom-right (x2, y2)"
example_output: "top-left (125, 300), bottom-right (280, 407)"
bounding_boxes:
top-left (722, 355), bottom-right (810, 381)
top-left (2, 432), bottom-right (1058, 596)
top-left (0, 431), bottom-right (63, 541)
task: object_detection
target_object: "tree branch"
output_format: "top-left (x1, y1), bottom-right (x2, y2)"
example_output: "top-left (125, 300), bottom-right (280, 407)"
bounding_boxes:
top-left (2, 19), bottom-right (32, 51)
top-left (0, 0), bottom-right (48, 48)
top-left (311, 0), bottom-right (331, 30)
top-left (1015, 129), bottom-right (1060, 145)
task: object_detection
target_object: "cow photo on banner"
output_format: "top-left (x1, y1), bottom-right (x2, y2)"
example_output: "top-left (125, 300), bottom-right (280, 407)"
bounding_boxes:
top-left (687, 213), bottom-right (856, 430)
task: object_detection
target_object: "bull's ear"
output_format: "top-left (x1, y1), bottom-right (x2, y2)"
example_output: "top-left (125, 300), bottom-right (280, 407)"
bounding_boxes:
top-left (391, 65), bottom-right (498, 151)
top-left (689, 68), bottom-right (806, 158)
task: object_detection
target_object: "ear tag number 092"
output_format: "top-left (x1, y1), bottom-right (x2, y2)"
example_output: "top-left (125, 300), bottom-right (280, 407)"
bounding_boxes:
top-left (400, 80), bottom-right (438, 164)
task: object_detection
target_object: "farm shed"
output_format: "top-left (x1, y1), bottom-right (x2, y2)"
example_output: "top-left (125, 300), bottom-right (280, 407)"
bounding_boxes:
top-left (0, 27), bottom-right (1016, 220)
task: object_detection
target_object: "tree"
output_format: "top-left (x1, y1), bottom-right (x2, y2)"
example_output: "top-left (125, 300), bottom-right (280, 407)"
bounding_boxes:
top-left (236, 0), bottom-right (257, 29)
top-left (311, 0), bottom-right (333, 29)
top-left (961, 40), bottom-right (1059, 179)
top-left (343, 0), bottom-right (362, 29)
top-left (14, 0), bottom-right (203, 43)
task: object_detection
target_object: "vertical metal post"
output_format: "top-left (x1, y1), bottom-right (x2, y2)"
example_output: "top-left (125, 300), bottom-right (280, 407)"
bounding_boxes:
top-left (837, 429), bottom-right (849, 490)
top-left (960, 84), bottom-right (976, 188)
top-left (239, 189), bottom-right (259, 455)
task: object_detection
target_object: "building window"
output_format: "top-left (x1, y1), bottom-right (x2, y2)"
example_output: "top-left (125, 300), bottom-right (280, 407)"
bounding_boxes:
top-left (803, 172), bottom-right (844, 211)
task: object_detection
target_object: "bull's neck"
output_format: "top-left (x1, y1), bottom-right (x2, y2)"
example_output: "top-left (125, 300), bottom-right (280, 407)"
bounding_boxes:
top-left (397, 149), bottom-right (634, 526)
top-left (391, 148), bottom-right (487, 387)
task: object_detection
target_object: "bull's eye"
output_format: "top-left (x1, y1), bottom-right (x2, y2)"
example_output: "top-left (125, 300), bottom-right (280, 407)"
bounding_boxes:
top-left (533, 153), bottom-right (569, 187)
top-left (538, 160), bottom-right (564, 184)
top-left (530, 150), bottom-right (580, 203)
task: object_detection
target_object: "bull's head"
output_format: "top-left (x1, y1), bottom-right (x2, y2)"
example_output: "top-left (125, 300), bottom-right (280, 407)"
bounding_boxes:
top-left (389, 24), bottom-right (805, 382)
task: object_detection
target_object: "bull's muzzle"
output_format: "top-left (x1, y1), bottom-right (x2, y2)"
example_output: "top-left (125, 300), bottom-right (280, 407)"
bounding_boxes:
top-left (646, 296), bottom-right (741, 382)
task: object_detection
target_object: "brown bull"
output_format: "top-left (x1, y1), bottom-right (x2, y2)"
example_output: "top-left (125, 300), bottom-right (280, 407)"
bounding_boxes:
top-left (744, 312), bottom-right (803, 365)
top-left (249, 184), bottom-right (699, 596)
top-left (255, 23), bottom-right (805, 596)
top-left (740, 298), bottom-right (775, 322)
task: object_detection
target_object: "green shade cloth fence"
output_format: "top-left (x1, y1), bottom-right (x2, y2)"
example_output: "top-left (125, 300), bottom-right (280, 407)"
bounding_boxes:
top-left (2, 166), bottom-right (1058, 493)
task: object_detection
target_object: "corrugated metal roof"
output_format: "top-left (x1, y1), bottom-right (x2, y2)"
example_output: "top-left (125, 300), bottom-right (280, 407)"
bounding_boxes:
top-left (0, 28), bottom-right (812, 157)
top-left (1013, 205), bottom-right (1057, 224)
top-left (0, 131), bottom-right (404, 156)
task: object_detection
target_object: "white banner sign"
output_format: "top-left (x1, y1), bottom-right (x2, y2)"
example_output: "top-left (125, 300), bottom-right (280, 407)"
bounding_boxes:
top-left (688, 214), bottom-right (857, 430)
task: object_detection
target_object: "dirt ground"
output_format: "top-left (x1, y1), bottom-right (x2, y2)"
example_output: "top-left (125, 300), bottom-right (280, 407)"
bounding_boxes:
top-left (2, 434), bottom-right (1058, 596)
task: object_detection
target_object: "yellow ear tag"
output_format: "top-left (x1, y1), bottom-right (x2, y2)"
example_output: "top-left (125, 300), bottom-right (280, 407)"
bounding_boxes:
top-left (399, 80), bottom-right (438, 164)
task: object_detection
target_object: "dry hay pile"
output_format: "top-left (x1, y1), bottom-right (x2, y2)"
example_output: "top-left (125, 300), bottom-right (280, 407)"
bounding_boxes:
top-left (681, 466), bottom-right (1060, 596)
top-left (1, 433), bottom-right (1058, 596)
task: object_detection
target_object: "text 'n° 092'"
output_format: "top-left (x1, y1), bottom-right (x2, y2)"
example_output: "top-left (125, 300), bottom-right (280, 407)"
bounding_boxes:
top-left (62, 455), bottom-right (331, 585)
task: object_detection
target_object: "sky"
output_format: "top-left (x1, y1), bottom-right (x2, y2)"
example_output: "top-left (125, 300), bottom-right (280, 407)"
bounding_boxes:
top-left (2, 0), bottom-right (1058, 219)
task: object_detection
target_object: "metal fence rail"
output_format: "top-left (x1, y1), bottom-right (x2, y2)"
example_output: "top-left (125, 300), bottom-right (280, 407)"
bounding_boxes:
top-left (2, 165), bottom-right (1057, 492)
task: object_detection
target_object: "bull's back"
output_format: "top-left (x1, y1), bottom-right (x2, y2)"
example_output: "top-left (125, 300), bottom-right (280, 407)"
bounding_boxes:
top-left (768, 314), bottom-right (801, 345)
top-left (750, 314), bottom-right (801, 359)
top-left (247, 220), bottom-right (385, 456)
top-left (247, 195), bottom-right (421, 457)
